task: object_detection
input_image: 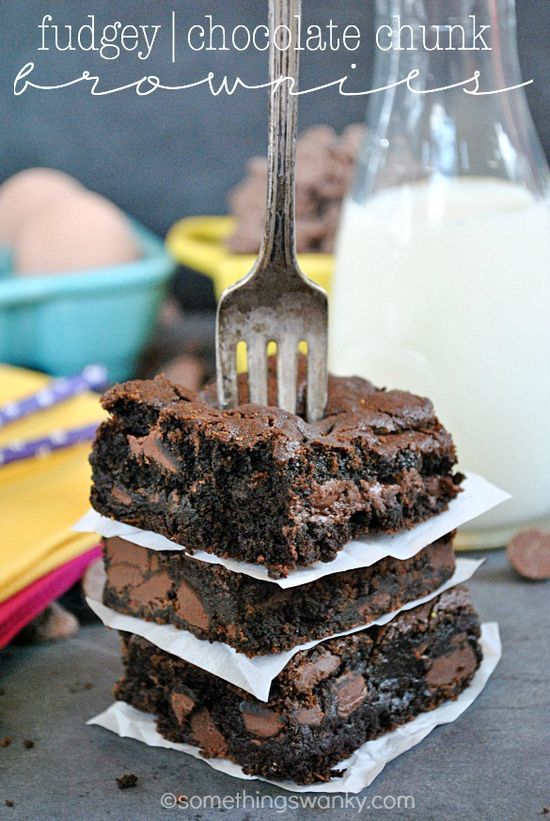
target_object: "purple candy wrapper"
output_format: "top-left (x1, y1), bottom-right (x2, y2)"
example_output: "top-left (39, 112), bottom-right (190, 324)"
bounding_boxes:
top-left (0, 422), bottom-right (100, 466)
top-left (0, 364), bottom-right (107, 429)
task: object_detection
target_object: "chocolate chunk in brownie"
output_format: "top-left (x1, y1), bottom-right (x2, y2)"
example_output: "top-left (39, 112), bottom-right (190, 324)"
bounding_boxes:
top-left (115, 586), bottom-right (481, 784)
top-left (90, 364), bottom-right (461, 576)
top-left (103, 533), bottom-right (456, 656)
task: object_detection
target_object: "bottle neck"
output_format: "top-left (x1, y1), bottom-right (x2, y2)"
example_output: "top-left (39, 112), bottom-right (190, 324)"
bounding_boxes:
top-left (353, 0), bottom-right (548, 199)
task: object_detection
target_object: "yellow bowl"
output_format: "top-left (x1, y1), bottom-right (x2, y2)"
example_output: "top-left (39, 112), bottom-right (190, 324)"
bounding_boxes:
top-left (166, 215), bottom-right (334, 300)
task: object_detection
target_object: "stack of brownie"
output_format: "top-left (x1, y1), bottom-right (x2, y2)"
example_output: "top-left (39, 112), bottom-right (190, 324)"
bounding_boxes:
top-left (88, 368), bottom-right (482, 785)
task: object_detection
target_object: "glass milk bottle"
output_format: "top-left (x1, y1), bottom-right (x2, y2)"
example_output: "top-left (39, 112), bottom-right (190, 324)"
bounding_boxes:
top-left (330, 0), bottom-right (550, 546)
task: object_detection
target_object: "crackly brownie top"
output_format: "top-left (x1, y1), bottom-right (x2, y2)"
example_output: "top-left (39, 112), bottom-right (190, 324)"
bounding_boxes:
top-left (100, 363), bottom-right (451, 456)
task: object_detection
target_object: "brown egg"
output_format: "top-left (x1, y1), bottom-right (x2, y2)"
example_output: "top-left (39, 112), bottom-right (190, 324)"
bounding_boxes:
top-left (0, 168), bottom-right (81, 245)
top-left (14, 190), bottom-right (141, 276)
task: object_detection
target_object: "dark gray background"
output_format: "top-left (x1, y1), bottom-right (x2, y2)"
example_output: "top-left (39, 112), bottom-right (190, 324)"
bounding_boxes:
top-left (1, 0), bottom-right (549, 237)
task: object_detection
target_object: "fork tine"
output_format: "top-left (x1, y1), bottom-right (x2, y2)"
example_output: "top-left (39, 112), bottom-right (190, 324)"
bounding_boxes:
top-left (216, 329), bottom-right (239, 409)
top-left (277, 337), bottom-right (298, 414)
top-left (247, 337), bottom-right (269, 406)
top-left (306, 336), bottom-right (328, 423)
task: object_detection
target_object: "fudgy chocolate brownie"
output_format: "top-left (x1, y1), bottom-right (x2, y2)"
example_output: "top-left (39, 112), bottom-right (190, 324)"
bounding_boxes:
top-left (90, 366), bottom-right (461, 576)
top-left (115, 586), bottom-right (481, 784)
top-left (103, 533), bottom-right (456, 656)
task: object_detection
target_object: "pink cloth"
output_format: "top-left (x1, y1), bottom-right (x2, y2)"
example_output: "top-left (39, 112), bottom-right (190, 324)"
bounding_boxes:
top-left (0, 546), bottom-right (101, 648)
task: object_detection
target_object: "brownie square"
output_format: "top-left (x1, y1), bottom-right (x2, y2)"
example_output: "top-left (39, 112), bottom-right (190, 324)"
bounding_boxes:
top-left (103, 533), bottom-right (456, 656)
top-left (115, 586), bottom-right (481, 784)
top-left (90, 367), bottom-right (461, 576)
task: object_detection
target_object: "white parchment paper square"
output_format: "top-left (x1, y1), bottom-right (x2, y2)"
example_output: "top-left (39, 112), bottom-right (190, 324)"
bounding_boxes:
top-left (88, 623), bottom-right (500, 794)
top-left (86, 558), bottom-right (482, 701)
top-left (75, 472), bottom-right (509, 588)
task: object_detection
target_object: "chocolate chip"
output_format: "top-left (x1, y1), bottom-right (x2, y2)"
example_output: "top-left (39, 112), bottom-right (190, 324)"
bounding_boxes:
top-left (240, 704), bottom-right (283, 738)
top-left (293, 704), bottom-right (324, 727)
top-left (190, 710), bottom-right (228, 758)
top-left (334, 673), bottom-right (367, 718)
top-left (171, 691), bottom-right (195, 725)
top-left (507, 529), bottom-right (550, 581)
top-left (116, 773), bottom-right (138, 790)
top-left (175, 581), bottom-right (209, 630)
top-left (293, 651), bottom-right (340, 692)
top-left (22, 740), bottom-right (34, 749)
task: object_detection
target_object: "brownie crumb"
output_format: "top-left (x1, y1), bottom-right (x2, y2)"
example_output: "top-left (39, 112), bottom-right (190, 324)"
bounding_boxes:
top-left (23, 740), bottom-right (34, 749)
top-left (68, 680), bottom-right (94, 693)
top-left (5, 800), bottom-right (14, 808)
top-left (116, 773), bottom-right (138, 790)
top-left (0, 737), bottom-right (12, 748)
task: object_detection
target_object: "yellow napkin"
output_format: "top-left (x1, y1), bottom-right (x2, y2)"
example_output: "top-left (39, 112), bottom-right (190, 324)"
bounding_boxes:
top-left (0, 365), bottom-right (106, 603)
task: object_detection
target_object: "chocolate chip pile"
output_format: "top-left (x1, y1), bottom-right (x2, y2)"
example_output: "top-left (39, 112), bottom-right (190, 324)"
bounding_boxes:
top-left (227, 124), bottom-right (366, 255)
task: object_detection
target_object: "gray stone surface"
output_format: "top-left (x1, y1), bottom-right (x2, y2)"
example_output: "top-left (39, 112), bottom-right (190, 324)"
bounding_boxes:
top-left (0, 550), bottom-right (548, 821)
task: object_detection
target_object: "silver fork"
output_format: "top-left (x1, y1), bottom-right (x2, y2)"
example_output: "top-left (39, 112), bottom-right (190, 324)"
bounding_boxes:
top-left (215, 0), bottom-right (328, 423)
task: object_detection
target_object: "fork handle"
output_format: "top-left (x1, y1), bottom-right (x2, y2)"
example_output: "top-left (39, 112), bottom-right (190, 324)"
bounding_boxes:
top-left (256, 0), bottom-right (301, 276)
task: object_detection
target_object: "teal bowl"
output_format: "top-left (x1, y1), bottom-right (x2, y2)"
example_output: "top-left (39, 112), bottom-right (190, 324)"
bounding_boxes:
top-left (0, 247), bottom-right (11, 280)
top-left (0, 222), bottom-right (175, 382)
